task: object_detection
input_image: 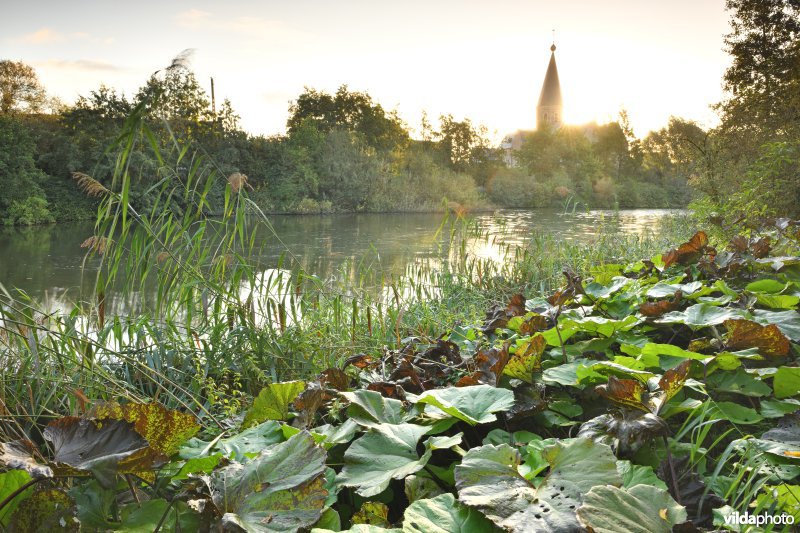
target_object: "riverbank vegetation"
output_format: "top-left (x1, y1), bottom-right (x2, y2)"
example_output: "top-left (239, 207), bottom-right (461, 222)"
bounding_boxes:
top-left (0, 0), bottom-right (799, 530)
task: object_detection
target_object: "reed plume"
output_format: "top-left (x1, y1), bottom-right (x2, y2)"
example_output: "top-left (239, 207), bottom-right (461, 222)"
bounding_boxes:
top-left (72, 172), bottom-right (110, 198)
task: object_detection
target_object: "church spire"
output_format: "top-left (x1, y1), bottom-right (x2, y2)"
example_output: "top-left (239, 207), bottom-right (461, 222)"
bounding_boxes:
top-left (537, 39), bottom-right (563, 130)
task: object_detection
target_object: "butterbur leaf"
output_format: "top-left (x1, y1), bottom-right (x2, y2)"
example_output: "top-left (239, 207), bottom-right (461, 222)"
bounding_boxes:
top-left (762, 414), bottom-right (800, 446)
top-left (410, 385), bottom-right (515, 425)
top-left (402, 493), bottom-right (498, 533)
top-left (653, 359), bottom-right (693, 411)
top-left (724, 319), bottom-right (791, 358)
top-left (344, 354), bottom-right (378, 370)
top-left (319, 368), bottom-right (350, 391)
top-left (503, 335), bottom-right (546, 383)
top-left (341, 389), bottom-right (410, 427)
top-left (455, 439), bottom-right (619, 533)
top-left (456, 344), bottom-right (509, 386)
top-left (481, 294), bottom-right (526, 332)
top-left (210, 432), bottom-right (327, 532)
top-left (657, 456), bottom-right (724, 527)
top-left (0, 439), bottom-right (52, 479)
top-left (336, 423), bottom-right (432, 497)
top-left (663, 231), bottom-right (709, 267)
top-left (242, 381), bottom-right (306, 427)
top-left (576, 484), bottom-right (686, 533)
top-left (293, 382), bottom-right (329, 427)
top-left (352, 501), bottom-right (391, 527)
top-left (639, 291), bottom-right (683, 318)
top-left (89, 402), bottom-right (200, 458)
top-left (180, 420), bottom-right (283, 461)
top-left (366, 382), bottom-right (406, 400)
top-left (44, 417), bottom-right (149, 488)
top-left (595, 376), bottom-right (648, 412)
top-left (8, 488), bottom-right (78, 531)
top-left (508, 384), bottom-right (547, 420)
top-left (578, 411), bottom-right (669, 455)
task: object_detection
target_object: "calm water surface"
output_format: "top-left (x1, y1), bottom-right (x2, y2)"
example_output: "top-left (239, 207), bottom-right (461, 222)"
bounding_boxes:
top-left (0, 209), bottom-right (680, 310)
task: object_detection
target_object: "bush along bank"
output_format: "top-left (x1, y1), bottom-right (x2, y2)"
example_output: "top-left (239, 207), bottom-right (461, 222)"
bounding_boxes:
top-left (2, 221), bottom-right (800, 531)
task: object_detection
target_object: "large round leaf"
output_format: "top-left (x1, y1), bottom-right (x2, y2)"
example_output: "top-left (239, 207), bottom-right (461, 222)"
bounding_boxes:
top-left (336, 423), bottom-right (434, 497)
top-left (211, 432), bottom-right (328, 532)
top-left (576, 484), bottom-right (686, 533)
top-left (402, 493), bottom-right (499, 532)
top-left (409, 385), bottom-right (514, 426)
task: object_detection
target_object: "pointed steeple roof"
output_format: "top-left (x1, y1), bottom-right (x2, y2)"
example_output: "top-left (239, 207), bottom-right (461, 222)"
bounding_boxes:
top-left (537, 44), bottom-right (562, 108)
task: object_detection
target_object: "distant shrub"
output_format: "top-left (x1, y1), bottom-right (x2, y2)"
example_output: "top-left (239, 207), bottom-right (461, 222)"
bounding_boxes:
top-left (4, 196), bottom-right (55, 225)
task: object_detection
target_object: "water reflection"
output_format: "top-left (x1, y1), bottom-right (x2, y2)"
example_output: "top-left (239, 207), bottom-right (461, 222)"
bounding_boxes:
top-left (0, 209), bottom-right (683, 315)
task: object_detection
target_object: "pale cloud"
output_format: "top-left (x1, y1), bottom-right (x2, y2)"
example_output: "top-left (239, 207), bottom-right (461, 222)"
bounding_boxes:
top-left (19, 28), bottom-right (112, 45)
top-left (173, 9), bottom-right (310, 39)
top-left (37, 59), bottom-right (122, 72)
top-left (22, 27), bottom-right (62, 44)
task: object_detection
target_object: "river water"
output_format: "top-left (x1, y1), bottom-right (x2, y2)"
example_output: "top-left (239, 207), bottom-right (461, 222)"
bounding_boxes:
top-left (0, 209), bottom-right (681, 313)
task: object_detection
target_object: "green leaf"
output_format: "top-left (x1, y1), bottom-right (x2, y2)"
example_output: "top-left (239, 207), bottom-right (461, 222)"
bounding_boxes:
top-left (211, 432), bottom-right (328, 532)
top-left (706, 369), bottom-right (772, 397)
top-left (7, 488), bottom-right (77, 532)
top-left (656, 303), bottom-right (749, 327)
top-left (756, 293), bottom-right (800, 309)
top-left (118, 500), bottom-right (200, 533)
top-left (561, 314), bottom-right (641, 337)
top-left (70, 479), bottom-right (116, 530)
top-left (180, 420), bottom-right (284, 461)
top-left (576, 484), bottom-right (686, 533)
top-left (242, 381), bottom-right (306, 427)
top-left (708, 401), bottom-right (764, 424)
top-left (542, 359), bottom-right (594, 387)
top-left (402, 493), bottom-right (499, 532)
top-left (760, 398), bottom-right (800, 418)
top-left (410, 385), bottom-right (514, 426)
top-left (640, 343), bottom-right (710, 361)
top-left (336, 423), bottom-right (432, 497)
top-left (342, 390), bottom-right (411, 427)
top-left (455, 439), bottom-right (620, 532)
top-left (774, 367), bottom-right (800, 399)
top-left (753, 309), bottom-right (800, 341)
top-left (616, 460), bottom-right (667, 490)
top-left (0, 470), bottom-right (34, 526)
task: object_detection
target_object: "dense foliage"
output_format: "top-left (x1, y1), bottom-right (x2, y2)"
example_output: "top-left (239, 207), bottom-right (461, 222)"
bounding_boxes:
top-left (0, 57), bottom-right (715, 226)
top-left (1, 223), bottom-right (800, 531)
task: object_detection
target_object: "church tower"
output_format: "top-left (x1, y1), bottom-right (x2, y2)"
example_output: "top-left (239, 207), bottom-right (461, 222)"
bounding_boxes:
top-left (536, 43), bottom-right (563, 130)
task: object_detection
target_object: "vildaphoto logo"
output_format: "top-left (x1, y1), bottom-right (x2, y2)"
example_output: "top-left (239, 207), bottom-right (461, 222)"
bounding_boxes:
top-left (723, 511), bottom-right (795, 527)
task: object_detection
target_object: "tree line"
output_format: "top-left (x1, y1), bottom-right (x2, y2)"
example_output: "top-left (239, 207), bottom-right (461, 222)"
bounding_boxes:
top-left (0, 0), bottom-right (796, 225)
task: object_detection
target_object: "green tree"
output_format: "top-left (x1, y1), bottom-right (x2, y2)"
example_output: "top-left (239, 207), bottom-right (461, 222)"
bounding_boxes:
top-left (0, 116), bottom-right (53, 224)
top-left (0, 60), bottom-right (47, 114)
top-left (287, 86), bottom-right (408, 152)
top-left (719, 0), bottom-right (800, 145)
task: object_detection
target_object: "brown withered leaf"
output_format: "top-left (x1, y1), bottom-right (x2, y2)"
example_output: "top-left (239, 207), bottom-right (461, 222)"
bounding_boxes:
top-left (547, 289), bottom-right (571, 307)
top-left (366, 382), bottom-right (407, 400)
top-left (724, 319), bottom-right (791, 358)
top-left (639, 290), bottom-right (684, 318)
top-left (456, 344), bottom-right (510, 387)
top-left (651, 360), bottom-right (693, 413)
top-left (508, 383), bottom-right (547, 420)
top-left (293, 382), bottom-right (333, 428)
top-left (663, 231), bottom-right (709, 267)
top-left (481, 294), bottom-right (527, 332)
top-left (503, 334), bottom-right (547, 383)
top-left (595, 376), bottom-right (649, 412)
top-left (0, 440), bottom-right (52, 479)
top-left (343, 354), bottom-right (377, 370)
top-left (519, 314), bottom-right (549, 335)
top-left (751, 237), bottom-right (771, 258)
top-left (563, 268), bottom-right (586, 296)
top-left (319, 368), bottom-right (350, 391)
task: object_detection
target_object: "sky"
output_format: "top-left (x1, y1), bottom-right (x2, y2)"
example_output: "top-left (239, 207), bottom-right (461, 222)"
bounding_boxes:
top-left (1, 0), bottom-right (731, 140)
